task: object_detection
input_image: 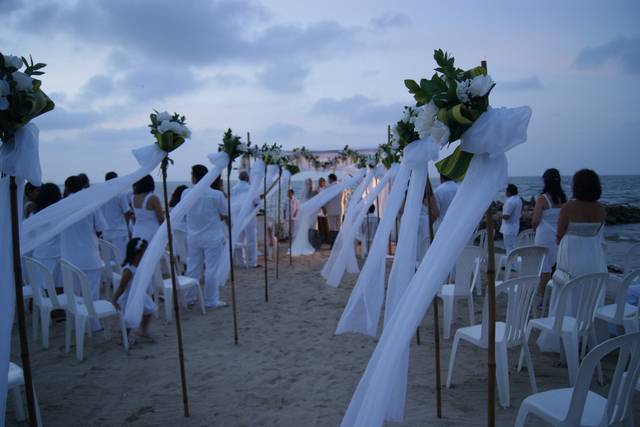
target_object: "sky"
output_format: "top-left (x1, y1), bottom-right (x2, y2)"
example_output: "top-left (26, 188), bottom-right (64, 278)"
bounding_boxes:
top-left (1, 0), bottom-right (639, 182)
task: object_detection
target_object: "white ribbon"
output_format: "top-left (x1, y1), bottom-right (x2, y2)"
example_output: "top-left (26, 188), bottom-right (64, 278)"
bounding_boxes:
top-left (124, 152), bottom-right (229, 327)
top-left (341, 106), bottom-right (532, 426)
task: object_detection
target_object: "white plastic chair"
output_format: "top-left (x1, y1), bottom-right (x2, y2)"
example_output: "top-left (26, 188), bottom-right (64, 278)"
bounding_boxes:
top-left (515, 331), bottom-right (640, 427)
top-left (438, 245), bottom-right (482, 339)
top-left (447, 275), bottom-right (539, 407)
top-left (60, 260), bottom-right (129, 360)
top-left (158, 255), bottom-right (205, 322)
top-left (7, 362), bottom-right (42, 425)
top-left (173, 229), bottom-right (188, 274)
top-left (517, 228), bottom-right (536, 247)
top-left (98, 238), bottom-right (122, 299)
top-left (526, 272), bottom-right (608, 386)
top-left (499, 245), bottom-right (547, 282)
top-left (469, 229), bottom-right (488, 250)
top-left (595, 269), bottom-right (640, 335)
top-left (23, 256), bottom-right (72, 348)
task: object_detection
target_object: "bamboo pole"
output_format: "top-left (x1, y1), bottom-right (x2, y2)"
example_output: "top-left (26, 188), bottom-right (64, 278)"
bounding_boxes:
top-left (160, 158), bottom-right (190, 417)
top-left (426, 174), bottom-right (442, 418)
top-left (276, 168), bottom-right (282, 279)
top-left (226, 164), bottom-right (239, 344)
top-left (288, 180), bottom-right (293, 266)
top-left (9, 176), bottom-right (37, 427)
top-left (481, 59), bottom-right (497, 427)
top-left (263, 163), bottom-right (269, 302)
top-left (246, 132), bottom-right (251, 177)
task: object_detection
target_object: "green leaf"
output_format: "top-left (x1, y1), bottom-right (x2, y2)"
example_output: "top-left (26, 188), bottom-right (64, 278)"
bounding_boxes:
top-left (435, 146), bottom-right (474, 181)
top-left (404, 79), bottom-right (420, 94)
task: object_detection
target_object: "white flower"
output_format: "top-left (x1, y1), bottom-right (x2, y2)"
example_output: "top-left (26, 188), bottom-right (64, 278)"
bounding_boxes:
top-left (468, 74), bottom-right (494, 97)
top-left (182, 125), bottom-right (191, 139)
top-left (414, 101), bottom-right (438, 139)
top-left (431, 120), bottom-right (451, 147)
top-left (12, 72), bottom-right (33, 91)
top-left (456, 79), bottom-right (471, 104)
top-left (0, 79), bottom-right (9, 97)
top-left (3, 55), bottom-right (23, 70)
top-left (0, 97), bottom-right (8, 110)
top-left (155, 111), bottom-right (172, 123)
top-left (157, 120), bottom-right (172, 133)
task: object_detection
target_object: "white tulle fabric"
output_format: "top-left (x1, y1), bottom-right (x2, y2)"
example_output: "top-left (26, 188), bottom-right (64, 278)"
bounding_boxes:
top-left (0, 123), bottom-right (40, 426)
top-left (341, 106), bottom-right (532, 427)
top-left (323, 165), bottom-right (397, 287)
top-left (321, 167), bottom-right (375, 283)
top-left (124, 152), bottom-right (228, 327)
top-left (291, 169), bottom-right (366, 256)
top-left (21, 144), bottom-right (166, 254)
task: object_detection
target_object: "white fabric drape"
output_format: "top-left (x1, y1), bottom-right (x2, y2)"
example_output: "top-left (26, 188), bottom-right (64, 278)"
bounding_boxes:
top-left (0, 123), bottom-right (41, 427)
top-left (323, 165), bottom-right (397, 287)
top-left (340, 106), bottom-right (532, 427)
top-left (291, 169), bottom-right (365, 256)
top-left (21, 144), bottom-right (165, 254)
top-left (124, 152), bottom-right (228, 327)
top-left (321, 167), bottom-right (375, 282)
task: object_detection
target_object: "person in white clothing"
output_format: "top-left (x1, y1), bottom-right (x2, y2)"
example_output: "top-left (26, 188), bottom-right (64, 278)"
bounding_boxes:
top-left (324, 173), bottom-right (343, 243)
top-left (499, 183), bottom-right (523, 253)
top-left (100, 171), bottom-right (132, 263)
top-left (185, 165), bottom-right (228, 308)
top-left (32, 183), bottom-right (63, 288)
top-left (61, 175), bottom-right (108, 331)
top-left (432, 173), bottom-right (458, 228)
top-left (284, 188), bottom-right (298, 238)
top-left (232, 171), bottom-right (259, 268)
top-left (131, 175), bottom-right (163, 243)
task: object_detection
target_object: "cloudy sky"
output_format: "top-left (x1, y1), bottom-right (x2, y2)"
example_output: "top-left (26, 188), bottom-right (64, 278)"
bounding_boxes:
top-left (1, 0), bottom-right (639, 182)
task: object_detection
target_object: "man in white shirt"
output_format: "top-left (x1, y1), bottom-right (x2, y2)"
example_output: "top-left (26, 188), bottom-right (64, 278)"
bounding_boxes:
top-left (61, 175), bottom-right (108, 331)
top-left (433, 173), bottom-right (459, 228)
top-left (284, 188), bottom-right (298, 238)
top-left (324, 173), bottom-right (343, 236)
top-left (185, 165), bottom-right (228, 308)
top-left (100, 171), bottom-right (131, 263)
top-left (499, 183), bottom-right (523, 253)
top-left (232, 170), bottom-right (259, 268)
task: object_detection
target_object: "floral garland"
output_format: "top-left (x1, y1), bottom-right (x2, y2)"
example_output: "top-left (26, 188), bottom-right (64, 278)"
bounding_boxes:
top-left (338, 144), bottom-right (359, 164)
top-left (149, 111), bottom-right (191, 153)
top-left (0, 52), bottom-right (55, 143)
top-left (404, 49), bottom-right (494, 179)
top-left (259, 142), bottom-right (283, 165)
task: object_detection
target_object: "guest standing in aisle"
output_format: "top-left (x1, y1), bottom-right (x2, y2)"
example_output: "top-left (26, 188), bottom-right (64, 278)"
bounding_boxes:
top-left (499, 183), bottom-right (523, 253)
top-left (324, 173), bottom-right (343, 245)
top-left (101, 171), bottom-right (132, 263)
top-left (131, 175), bottom-right (163, 242)
top-left (232, 170), bottom-right (259, 268)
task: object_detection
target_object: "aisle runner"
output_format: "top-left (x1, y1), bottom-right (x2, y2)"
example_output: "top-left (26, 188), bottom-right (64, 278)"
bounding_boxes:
top-left (341, 106), bottom-right (532, 427)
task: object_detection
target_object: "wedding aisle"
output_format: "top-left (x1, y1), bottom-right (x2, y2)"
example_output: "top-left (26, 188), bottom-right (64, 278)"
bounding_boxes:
top-left (6, 248), bottom-right (640, 426)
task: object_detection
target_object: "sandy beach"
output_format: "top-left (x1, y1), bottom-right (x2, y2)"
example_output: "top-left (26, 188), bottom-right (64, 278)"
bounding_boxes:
top-left (6, 247), bottom-right (640, 426)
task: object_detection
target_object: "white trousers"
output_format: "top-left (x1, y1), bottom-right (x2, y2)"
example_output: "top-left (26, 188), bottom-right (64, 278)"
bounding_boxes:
top-left (187, 243), bottom-right (224, 307)
top-left (503, 233), bottom-right (518, 254)
top-left (237, 216), bottom-right (257, 267)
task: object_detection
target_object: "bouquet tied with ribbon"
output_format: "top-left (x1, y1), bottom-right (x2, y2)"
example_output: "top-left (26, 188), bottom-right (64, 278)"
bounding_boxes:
top-left (149, 111), bottom-right (191, 153)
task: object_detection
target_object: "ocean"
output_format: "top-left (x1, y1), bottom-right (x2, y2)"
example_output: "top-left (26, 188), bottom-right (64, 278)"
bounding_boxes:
top-left (165, 175), bottom-right (640, 269)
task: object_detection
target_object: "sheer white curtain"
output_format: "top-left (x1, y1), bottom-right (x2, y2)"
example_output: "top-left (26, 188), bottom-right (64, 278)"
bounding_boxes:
top-left (291, 169), bottom-right (366, 256)
top-left (324, 165), bottom-right (398, 287)
top-left (341, 106), bottom-right (532, 427)
top-left (0, 123), bottom-right (41, 426)
top-left (124, 152), bottom-right (228, 327)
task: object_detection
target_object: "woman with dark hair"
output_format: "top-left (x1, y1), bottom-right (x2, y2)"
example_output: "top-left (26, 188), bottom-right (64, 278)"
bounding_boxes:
top-left (23, 182), bottom-right (40, 218)
top-left (532, 169), bottom-right (566, 296)
top-left (169, 184), bottom-right (188, 234)
top-left (131, 175), bottom-right (163, 242)
top-left (32, 183), bottom-right (63, 287)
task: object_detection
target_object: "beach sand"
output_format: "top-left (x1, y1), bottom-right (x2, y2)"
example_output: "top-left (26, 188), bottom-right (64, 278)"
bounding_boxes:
top-left (7, 248), bottom-right (640, 426)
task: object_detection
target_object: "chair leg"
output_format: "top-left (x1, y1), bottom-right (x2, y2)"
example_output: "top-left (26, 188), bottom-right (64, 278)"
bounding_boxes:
top-left (119, 313), bottom-right (129, 352)
top-left (514, 403), bottom-right (530, 427)
top-left (32, 307), bottom-right (39, 340)
top-left (522, 338), bottom-right (538, 393)
top-left (442, 294), bottom-right (454, 339)
top-left (495, 343), bottom-right (510, 408)
top-left (446, 333), bottom-right (462, 388)
top-left (561, 330), bottom-right (579, 386)
top-left (65, 312), bottom-right (73, 353)
top-left (518, 324), bottom-right (533, 372)
top-left (41, 308), bottom-right (51, 349)
top-left (196, 285), bottom-right (206, 315)
top-left (75, 315), bottom-right (87, 361)
top-left (590, 328), bottom-right (604, 385)
top-left (164, 288), bottom-right (173, 323)
top-left (467, 294), bottom-right (475, 326)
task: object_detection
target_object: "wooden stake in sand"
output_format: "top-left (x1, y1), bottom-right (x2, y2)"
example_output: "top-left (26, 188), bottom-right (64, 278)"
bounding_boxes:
top-left (481, 59), bottom-right (497, 427)
top-left (288, 179), bottom-right (293, 266)
top-left (263, 162), bottom-right (269, 302)
top-left (9, 175), bottom-right (38, 427)
top-left (226, 162), bottom-right (239, 344)
top-left (276, 167), bottom-right (282, 280)
top-left (425, 174), bottom-right (442, 418)
top-left (160, 157), bottom-right (190, 417)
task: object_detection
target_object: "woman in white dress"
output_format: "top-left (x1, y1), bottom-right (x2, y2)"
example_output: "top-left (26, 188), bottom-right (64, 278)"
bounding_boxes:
top-left (532, 168), bottom-right (566, 297)
top-left (131, 175), bottom-right (164, 242)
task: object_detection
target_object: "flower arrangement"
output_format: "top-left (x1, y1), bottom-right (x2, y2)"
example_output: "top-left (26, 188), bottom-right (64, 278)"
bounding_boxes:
top-left (356, 153), bottom-right (379, 169)
top-left (292, 146), bottom-right (318, 167)
top-left (338, 144), bottom-right (359, 164)
top-left (390, 106), bottom-right (420, 150)
top-left (218, 128), bottom-right (246, 162)
top-left (259, 143), bottom-right (283, 165)
top-left (0, 52), bottom-right (55, 143)
top-left (149, 111), bottom-right (191, 153)
top-left (404, 49), bottom-right (494, 179)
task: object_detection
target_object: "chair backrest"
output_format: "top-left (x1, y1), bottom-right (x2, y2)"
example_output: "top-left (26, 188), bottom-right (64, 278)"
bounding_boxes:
top-left (453, 246), bottom-right (483, 295)
top-left (173, 229), bottom-right (188, 265)
top-left (469, 229), bottom-right (487, 250)
top-left (566, 332), bottom-right (640, 426)
top-left (612, 269), bottom-right (640, 323)
top-left (624, 243), bottom-right (640, 274)
top-left (480, 276), bottom-right (538, 346)
top-left (517, 228), bottom-right (535, 247)
top-left (23, 256), bottom-right (62, 308)
top-left (60, 259), bottom-right (97, 317)
top-left (98, 238), bottom-right (121, 275)
top-left (552, 272), bottom-right (609, 334)
top-left (504, 245), bottom-right (547, 280)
